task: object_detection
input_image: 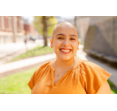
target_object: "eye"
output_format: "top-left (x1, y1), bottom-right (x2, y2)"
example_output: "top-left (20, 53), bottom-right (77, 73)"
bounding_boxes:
top-left (58, 37), bottom-right (64, 39)
top-left (70, 38), bottom-right (76, 40)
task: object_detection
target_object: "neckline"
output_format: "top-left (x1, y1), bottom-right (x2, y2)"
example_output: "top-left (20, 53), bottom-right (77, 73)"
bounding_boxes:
top-left (49, 58), bottom-right (83, 72)
top-left (49, 58), bottom-right (83, 86)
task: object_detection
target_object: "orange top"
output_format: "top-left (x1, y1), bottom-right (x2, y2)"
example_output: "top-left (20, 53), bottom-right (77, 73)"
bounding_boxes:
top-left (28, 59), bottom-right (111, 94)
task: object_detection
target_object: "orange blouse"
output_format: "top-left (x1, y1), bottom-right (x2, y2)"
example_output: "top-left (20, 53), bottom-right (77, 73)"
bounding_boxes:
top-left (28, 59), bottom-right (111, 94)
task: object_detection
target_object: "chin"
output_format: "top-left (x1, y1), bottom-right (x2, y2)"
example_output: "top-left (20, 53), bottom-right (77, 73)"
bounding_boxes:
top-left (59, 55), bottom-right (73, 61)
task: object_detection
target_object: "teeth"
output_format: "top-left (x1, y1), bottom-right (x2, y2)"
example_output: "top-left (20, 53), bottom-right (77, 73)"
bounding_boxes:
top-left (61, 49), bottom-right (71, 52)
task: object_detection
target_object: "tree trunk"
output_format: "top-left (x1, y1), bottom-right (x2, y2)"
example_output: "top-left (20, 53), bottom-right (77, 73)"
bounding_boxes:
top-left (74, 16), bottom-right (77, 28)
top-left (43, 16), bottom-right (47, 46)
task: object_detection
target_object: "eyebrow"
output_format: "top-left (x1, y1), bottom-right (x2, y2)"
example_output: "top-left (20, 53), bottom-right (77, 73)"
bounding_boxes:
top-left (70, 34), bottom-right (77, 37)
top-left (56, 33), bottom-right (77, 38)
top-left (56, 34), bottom-right (64, 36)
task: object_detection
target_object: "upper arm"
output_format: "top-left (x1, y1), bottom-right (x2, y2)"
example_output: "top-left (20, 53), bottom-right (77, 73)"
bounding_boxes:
top-left (96, 82), bottom-right (112, 94)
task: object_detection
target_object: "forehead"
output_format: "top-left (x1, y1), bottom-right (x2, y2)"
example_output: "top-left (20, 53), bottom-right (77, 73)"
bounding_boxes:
top-left (53, 24), bottom-right (78, 37)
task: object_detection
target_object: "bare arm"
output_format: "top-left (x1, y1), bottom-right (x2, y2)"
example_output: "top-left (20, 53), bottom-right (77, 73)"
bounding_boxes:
top-left (96, 82), bottom-right (112, 94)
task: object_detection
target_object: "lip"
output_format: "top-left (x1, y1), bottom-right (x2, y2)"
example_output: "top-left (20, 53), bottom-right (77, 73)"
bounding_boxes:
top-left (60, 48), bottom-right (72, 54)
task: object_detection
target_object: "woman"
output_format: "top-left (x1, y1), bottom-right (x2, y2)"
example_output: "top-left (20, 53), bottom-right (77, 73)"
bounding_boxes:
top-left (28, 22), bottom-right (111, 94)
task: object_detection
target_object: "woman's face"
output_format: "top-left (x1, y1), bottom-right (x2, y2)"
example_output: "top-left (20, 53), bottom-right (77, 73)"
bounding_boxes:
top-left (50, 24), bottom-right (79, 61)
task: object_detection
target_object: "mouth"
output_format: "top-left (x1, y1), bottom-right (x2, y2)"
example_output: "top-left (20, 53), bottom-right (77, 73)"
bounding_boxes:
top-left (60, 48), bottom-right (72, 54)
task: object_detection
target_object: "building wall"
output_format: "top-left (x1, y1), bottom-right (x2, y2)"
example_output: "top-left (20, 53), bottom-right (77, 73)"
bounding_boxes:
top-left (83, 16), bottom-right (117, 62)
top-left (23, 23), bottom-right (39, 37)
top-left (76, 16), bottom-right (115, 43)
top-left (96, 17), bottom-right (117, 55)
top-left (0, 16), bottom-right (24, 44)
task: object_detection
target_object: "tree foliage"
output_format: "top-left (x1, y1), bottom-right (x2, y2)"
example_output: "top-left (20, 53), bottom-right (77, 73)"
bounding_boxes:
top-left (33, 16), bottom-right (58, 46)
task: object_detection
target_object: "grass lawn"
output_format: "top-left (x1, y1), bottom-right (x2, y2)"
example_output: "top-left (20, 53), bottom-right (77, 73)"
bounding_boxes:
top-left (0, 67), bottom-right (39, 94)
top-left (10, 45), bottom-right (54, 62)
top-left (107, 80), bottom-right (117, 94)
top-left (111, 89), bottom-right (117, 94)
top-left (0, 67), bottom-right (117, 94)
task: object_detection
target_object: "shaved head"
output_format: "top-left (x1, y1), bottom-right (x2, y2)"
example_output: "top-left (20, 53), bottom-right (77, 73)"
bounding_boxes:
top-left (52, 22), bottom-right (79, 39)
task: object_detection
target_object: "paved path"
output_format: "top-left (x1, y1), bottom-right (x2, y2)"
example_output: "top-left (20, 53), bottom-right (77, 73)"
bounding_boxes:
top-left (0, 53), bottom-right (56, 78)
top-left (0, 39), bottom-right (44, 65)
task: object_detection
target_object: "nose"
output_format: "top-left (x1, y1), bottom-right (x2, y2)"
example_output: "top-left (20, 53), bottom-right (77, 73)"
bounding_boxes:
top-left (63, 38), bottom-right (70, 46)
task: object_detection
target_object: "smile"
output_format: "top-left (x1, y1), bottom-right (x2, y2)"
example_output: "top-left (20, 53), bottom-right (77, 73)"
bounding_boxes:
top-left (60, 49), bottom-right (72, 54)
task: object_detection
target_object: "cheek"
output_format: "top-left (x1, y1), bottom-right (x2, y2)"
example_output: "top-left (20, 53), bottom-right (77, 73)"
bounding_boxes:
top-left (53, 40), bottom-right (62, 47)
top-left (53, 41), bottom-right (61, 51)
top-left (71, 42), bottom-right (78, 47)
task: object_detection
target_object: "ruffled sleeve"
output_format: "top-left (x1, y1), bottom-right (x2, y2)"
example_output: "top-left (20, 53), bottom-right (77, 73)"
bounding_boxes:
top-left (28, 70), bottom-right (37, 90)
top-left (80, 60), bottom-right (111, 94)
top-left (28, 62), bottom-right (51, 90)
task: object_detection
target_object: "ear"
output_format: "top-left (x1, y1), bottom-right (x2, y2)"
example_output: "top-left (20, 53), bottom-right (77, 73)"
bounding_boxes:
top-left (77, 41), bottom-right (79, 50)
top-left (50, 39), bottom-right (53, 48)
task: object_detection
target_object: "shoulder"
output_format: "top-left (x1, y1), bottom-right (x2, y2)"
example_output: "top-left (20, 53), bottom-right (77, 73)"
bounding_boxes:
top-left (79, 59), bottom-right (111, 77)
top-left (38, 61), bottom-right (51, 70)
top-left (79, 59), bottom-right (107, 74)
top-left (34, 61), bottom-right (52, 76)
top-left (78, 59), bottom-right (111, 94)
top-left (80, 59), bottom-right (100, 69)
top-left (28, 61), bottom-right (52, 90)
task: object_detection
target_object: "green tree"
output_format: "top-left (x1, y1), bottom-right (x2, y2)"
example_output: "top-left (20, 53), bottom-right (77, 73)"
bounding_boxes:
top-left (33, 16), bottom-right (58, 46)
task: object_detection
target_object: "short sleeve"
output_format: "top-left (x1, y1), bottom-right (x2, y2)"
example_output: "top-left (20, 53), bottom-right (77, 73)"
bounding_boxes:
top-left (28, 71), bottom-right (36, 90)
top-left (83, 62), bottom-right (111, 94)
top-left (28, 62), bottom-right (51, 90)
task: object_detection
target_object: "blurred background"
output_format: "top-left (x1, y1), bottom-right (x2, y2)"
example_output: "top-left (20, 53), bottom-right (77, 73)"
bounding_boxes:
top-left (0, 16), bottom-right (117, 94)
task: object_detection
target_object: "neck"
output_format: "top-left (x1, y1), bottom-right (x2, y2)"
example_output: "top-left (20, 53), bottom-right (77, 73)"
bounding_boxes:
top-left (53, 57), bottom-right (76, 71)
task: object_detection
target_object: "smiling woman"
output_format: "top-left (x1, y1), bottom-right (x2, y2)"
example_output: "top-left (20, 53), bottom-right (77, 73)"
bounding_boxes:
top-left (50, 22), bottom-right (79, 61)
top-left (28, 22), bottom-right (111, 94)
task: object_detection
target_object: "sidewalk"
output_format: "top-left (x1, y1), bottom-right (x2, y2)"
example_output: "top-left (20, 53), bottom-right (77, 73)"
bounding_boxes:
top-left (0, 53), bottom-right (56, 78)
top-left (0, 39), bottom-right (44, 65)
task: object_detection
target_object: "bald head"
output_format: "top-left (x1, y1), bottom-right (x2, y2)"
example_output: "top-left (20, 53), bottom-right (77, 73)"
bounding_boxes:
top-left (52, 22), bottom-right (79, 39)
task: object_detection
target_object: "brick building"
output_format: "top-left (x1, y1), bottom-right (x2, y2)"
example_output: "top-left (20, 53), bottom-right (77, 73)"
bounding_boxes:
top-left (23, 23), bottom-right (35, 35)
top-left (0, 16), bottom-right (24, 44)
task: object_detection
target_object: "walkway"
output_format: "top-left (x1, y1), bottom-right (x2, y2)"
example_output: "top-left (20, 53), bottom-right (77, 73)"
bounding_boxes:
top-left (0, 39), bottom-right (44, 65)
top-left (0, 53), bottom-right (56, 78)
